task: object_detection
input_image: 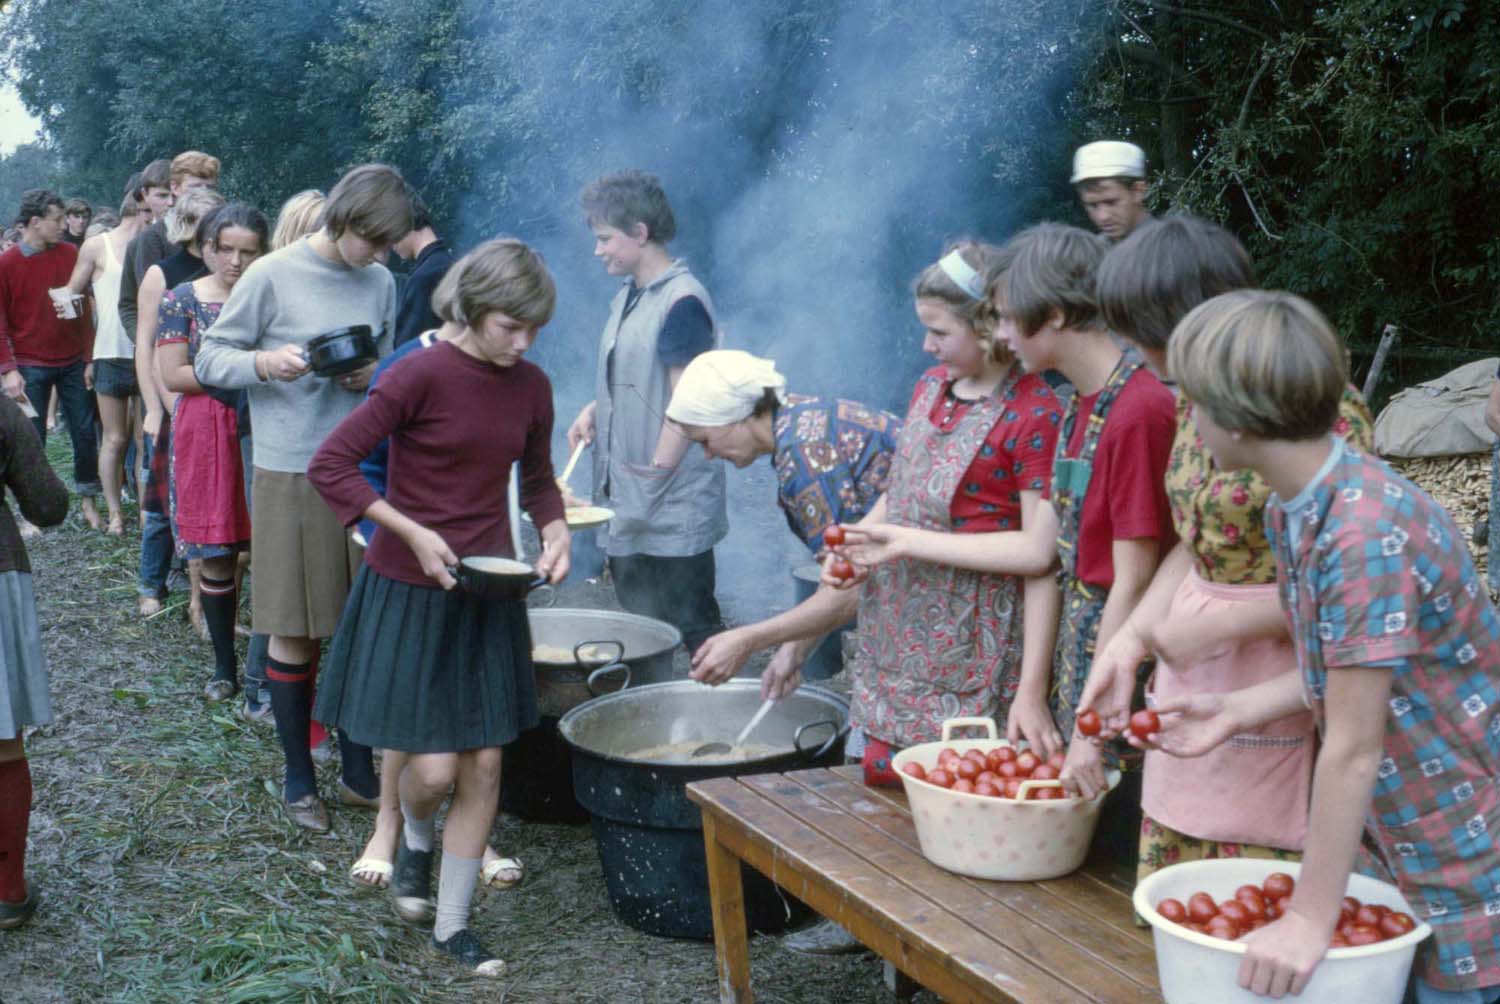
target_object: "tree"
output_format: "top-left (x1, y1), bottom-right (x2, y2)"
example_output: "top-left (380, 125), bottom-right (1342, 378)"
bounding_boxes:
top-left (0, 141), bottom-right (61, 224)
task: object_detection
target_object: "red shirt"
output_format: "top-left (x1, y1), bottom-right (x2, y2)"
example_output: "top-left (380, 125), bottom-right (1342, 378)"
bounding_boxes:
top-left (0, 242), bottom-right (89, 370)
top-left (1047, 367), bottom-right (1177, 588)
top-left (915, 367), bottom-right (1062, 532)
top-left (308, 341), bottom-right (566, 587)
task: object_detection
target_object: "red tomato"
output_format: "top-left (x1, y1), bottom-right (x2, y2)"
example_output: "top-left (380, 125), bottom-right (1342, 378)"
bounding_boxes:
top-left (974, 770), bottom-right (999, 787)
top-left (1076, 709), bottom-right (1102, 737)
top-left (984, 750), bottom-right (1007, 773)
top-left (1187, 892), bottom-right (1218, 925)
top-left (1182, 922), bottom-right (1208, 935)
top-left (1128, 709), bottom-right (1160, 740)
top-left (1206, 915), bottom-right (1240, 941)
top-left (926, 769), bottom-right (953, 789)
top-left (1235, 886), bottom-right (1267, 920)
top-left (1046, 750), bottom-right (1067, 771)
top-left (996, 760), bottom-right (1020, 780)
top-left (1031, 764), bottom-right (1060, 782)
top-left (951, 778), bottom-right (975, 794)
top-left (992, 746), bottom-right (1017, 764)
top-left (1274, 895), bottom-right (1292, 918)
top-left (1032, 786), bottom-right (1063, 801)
top-left (1353, 904), bottom-right (1382, 928)
top-left (1340, 897), bottom-right (1360, 924)
top-left (1379, 912), bottom-right (1416, 939)
top-left (901, 762), bottom-right (927, 781)
top-left (1015, 751), bottom-right (1040, 775)
top-left (963, 748), bottom-right (987, 764)
top-left (1346, 925), bottom-right (1381, 947)
top-left (1157, 898), bottom-right (1187, 923)
top-left (822, 525), bottom-right (845, 548)
top-left (955, 759), bottom-right (981, 781)
top-left (974, 781), bottom-right (1000, 798)
top-left (830, 559), bottom-right (855, 582)
top-left (1264, 901), bottom-right (1280, 921)
top-left (1002, 778), bottom-right (1023, 799)
top-left (1329, 933), bottom-right (1349, 948)
top-left (1262, 872), bottom-right (1295, 900)
top-left (1218, 901), bottom-right (1251, 927)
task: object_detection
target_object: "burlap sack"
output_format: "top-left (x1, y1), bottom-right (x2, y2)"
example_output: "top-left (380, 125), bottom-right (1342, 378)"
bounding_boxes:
top-left (1374, 357), bottom-right (1500, 458)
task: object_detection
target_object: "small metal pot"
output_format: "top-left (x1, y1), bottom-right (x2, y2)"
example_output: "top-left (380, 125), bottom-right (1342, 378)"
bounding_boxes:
top-left (451, 556), bottom-right (548, 602)
top-left (307, 325), bottom-right (377, 377)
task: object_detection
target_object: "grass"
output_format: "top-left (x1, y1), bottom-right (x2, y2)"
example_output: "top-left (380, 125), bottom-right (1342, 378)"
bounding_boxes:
top-left (2, 434), bottom-right (901, 1004)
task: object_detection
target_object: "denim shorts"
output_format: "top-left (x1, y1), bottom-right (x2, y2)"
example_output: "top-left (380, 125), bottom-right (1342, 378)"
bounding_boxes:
top-left (92, 358), bottom-right (138, 398)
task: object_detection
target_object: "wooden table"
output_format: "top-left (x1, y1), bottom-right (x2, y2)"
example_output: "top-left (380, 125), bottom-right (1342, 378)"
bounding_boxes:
top-left (686, 765), bottom-right (1161, 1004)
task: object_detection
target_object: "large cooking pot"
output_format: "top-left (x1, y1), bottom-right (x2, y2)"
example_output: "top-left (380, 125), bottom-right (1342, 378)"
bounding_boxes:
top-left (559, 679), bottom-right (847, 939)
top-left (501, 609), bottom-right (682, 823)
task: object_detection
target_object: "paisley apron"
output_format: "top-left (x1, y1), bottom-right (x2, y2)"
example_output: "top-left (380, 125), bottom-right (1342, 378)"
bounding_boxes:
top-left (1048, 354), bottom-right (1143, 741)
top-left (850, 372), bottom-right (1024, 747)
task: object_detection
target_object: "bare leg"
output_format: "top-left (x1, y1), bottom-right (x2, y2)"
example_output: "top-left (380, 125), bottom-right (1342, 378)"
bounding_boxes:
top-left (351, 748), bottom-right (407, 887)
top-left (97, 394), bottom-right (130, 534)
top-left (443, 748), bottom-right (503, 859)
top-left (188, 559), bottom-right (207, 640)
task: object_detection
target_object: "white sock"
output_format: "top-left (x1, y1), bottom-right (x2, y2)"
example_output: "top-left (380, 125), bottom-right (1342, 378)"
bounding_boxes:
top-left (402, 804), bottom-right (436, 853)
top-left (433, 852), bottom-right (482, 942)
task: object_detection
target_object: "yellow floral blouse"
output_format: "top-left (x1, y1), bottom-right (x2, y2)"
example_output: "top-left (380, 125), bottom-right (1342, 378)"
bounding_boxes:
top-left (1166, 387), bottom-right (1375, 585)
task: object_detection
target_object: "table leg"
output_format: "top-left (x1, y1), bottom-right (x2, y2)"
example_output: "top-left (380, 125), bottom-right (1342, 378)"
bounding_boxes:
top-left (702, 813), bottom-right (752, 1003)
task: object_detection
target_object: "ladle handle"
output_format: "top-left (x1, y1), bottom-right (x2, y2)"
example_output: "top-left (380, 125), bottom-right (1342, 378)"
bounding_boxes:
top-left (560, 439), bottom-right (587, 485)
top-left (793, 718), bottom-right (840, 760)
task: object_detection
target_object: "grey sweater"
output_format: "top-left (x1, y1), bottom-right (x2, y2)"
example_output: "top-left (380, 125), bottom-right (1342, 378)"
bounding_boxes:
top-left (194, 238), bottom-right (396, 473)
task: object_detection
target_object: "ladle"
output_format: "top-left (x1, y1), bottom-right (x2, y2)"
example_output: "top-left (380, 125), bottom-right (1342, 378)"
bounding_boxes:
top-left (692, 697), bottom-right (776, 757)
top-left (559, 439), bottom-right (587, 486)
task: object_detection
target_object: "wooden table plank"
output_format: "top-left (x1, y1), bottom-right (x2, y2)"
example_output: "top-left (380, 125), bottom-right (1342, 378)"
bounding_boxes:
top-left (691, 776), bottom-right (1093, 1004)
top-left (775, 769), bottom-right (1160, 994)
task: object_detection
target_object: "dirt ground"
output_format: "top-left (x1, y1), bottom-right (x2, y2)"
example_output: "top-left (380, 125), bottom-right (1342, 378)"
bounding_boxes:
top-left (0, 466), bottom-right (926, 1003)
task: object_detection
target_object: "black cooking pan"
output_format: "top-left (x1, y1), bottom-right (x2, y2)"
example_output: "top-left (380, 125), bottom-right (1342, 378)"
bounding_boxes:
top-left (450, 556), bottom-right (549, 601)
top-left (307, 325), bottom-right (378, 377)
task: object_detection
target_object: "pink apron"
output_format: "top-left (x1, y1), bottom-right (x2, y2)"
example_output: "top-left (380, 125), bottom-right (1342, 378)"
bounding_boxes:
top-left (850, 372), bottom-right (1023, 747)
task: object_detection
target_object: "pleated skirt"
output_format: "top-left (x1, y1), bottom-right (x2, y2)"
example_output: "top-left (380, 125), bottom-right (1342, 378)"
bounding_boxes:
top-left (0, 571), bottom-right (51, 739)
top-left (314, 565), bottom-right (539, 753)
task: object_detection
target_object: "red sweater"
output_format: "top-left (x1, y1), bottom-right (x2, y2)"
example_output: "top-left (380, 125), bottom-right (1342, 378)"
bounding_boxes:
top-left (308, 341), bottom-right (566, 587)
top-left (0, 242), bottom-right (89, 371)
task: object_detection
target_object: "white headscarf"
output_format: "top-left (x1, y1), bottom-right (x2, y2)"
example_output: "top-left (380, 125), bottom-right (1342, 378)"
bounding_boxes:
top-left (665, 349), bottom-right (788, 427)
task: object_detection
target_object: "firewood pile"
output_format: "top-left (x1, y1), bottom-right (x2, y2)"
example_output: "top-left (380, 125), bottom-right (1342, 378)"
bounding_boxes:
top-left (1388, 451), bottom-right (1495, 592)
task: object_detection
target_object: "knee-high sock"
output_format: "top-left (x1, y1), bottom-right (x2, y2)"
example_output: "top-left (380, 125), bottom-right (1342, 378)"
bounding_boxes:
top-left (267, 657), bottom-right (316, 802)
top-left (433, 853), bottom-right (483, 941)
top-left (0, 758), bottom-right (32, 903)
top-left (199, 574), bottom-right (238, 683)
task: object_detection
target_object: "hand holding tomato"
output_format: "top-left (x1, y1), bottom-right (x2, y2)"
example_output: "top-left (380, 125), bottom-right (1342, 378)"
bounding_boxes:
top-left (819, 549), bottom-right (868, 590)
top-left (1074, 622), bottom-right (1151, 738)
top-left (1129, 691), bottom-right (1241, 758)
top-left (836, 522), bottom-right (912, 569)
top-left (821, 524), bottom-right (846, 549)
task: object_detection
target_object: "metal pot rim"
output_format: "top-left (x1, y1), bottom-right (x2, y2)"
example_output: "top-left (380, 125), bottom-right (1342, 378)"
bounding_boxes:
top-left (527, 607), bottom-right (683, 663)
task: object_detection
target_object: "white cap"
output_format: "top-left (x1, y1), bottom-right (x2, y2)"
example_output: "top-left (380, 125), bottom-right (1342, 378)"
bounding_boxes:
top-left (1071, 141), bottom-right (1147, 184)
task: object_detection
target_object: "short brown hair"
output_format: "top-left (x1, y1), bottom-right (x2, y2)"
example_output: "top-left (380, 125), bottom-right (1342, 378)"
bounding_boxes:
top-left (580, 170), bottom-right (677, 245)
top-left (913, 240), bottom-right (1015, 362)
top-left (1169, 290), bottom-right (1346, 441)
top-left (435, 237), bottom-right (556, 329)
top-left (170, 150), bottom-right (220, 188)
top-left (63, 197), bottom-right (91, 217)
top-left (1001, 223), bottom-right (1108, 337)
top-left (319, 164), bottom-right (413, 245)
top-left (140, 159), bottom-right (172, 191)
top-left (1097, 216), bottom-right (1256, 351)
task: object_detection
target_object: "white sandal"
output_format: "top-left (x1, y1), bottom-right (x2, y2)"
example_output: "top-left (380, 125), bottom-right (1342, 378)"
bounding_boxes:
top-left (349, 856), bottom-right (393, 890)
top-left (481, 855), bottom-right (524, 889)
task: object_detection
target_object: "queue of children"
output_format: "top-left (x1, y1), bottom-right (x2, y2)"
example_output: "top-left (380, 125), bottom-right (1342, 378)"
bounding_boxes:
top-left (2, 137), bottom-right (1498, 1001)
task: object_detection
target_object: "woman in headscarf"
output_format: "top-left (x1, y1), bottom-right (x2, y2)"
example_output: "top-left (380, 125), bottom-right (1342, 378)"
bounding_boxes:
top-left (670, 350), bottom-right (900, 699)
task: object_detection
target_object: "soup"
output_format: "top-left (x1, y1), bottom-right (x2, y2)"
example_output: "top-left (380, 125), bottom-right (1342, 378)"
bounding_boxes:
top-left (463, 556), bottom-right (532, 576)
top-left (533, 643), bottom-right (613, 664)
top-left (622, 740), bottom-right (785, 764)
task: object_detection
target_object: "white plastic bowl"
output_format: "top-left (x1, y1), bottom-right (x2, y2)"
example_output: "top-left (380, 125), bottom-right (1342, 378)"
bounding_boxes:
top-left (891, 717), bottom-right (1120, 881)
top-left (1134, 858), bottom-right (1431, 1004)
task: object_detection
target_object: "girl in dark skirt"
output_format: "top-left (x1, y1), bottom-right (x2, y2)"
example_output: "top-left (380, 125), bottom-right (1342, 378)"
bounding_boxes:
top-left (308, 238), bottom-right (569, 976)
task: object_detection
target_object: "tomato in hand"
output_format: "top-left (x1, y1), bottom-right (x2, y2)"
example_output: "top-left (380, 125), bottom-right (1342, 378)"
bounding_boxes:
top-left (822, 525), bottom-right (846, 549)
top-left (1187, 892), bottom-right (1218, 925)
top-left (1128, 709), bottom-right (1160, 740)
top-left (1156, 898), bottom-right (1187, 924)
top-left (901, 762), bottom-right (926, 781)
top-left (1262, 872), bottom-right (1295, 900)
top-left (1076, 709), bottom-right (1102, 737)
top-left (830, 559), bottom-right (855, 582)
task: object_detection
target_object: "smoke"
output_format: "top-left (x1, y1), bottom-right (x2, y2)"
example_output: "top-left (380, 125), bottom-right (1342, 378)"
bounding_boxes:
top-left (445, 0), bottom-right (1086, 625)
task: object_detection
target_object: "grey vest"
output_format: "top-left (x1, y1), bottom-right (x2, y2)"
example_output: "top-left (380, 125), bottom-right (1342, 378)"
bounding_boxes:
top-left (592, 261), bottom-right (728, 557)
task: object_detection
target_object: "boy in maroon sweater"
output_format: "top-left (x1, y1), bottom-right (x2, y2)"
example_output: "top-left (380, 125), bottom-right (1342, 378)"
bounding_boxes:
top-left (0, 189), bottom-right (101, 528)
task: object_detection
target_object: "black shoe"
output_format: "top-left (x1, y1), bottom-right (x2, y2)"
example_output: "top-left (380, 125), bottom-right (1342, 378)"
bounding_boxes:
top-left (431, 928), bottom-right (506, 977)
top-left (0, 888), bottom-right (39, 930)
top-left (390, 841), bottom-right (434, 924)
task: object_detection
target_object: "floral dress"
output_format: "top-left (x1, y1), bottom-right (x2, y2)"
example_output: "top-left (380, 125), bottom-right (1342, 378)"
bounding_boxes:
top-left (157, 283), bottom-right (250, 558)
top-left (1268, 440), bottom-right (1500, 993)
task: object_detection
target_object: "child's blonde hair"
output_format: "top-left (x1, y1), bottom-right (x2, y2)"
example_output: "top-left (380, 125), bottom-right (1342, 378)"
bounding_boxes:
top-left (272, 190), bottom-right (325, 250)
top-left (435, 237), bottom-right (556, 330)
top-left (1169, 290), bottom-right (1346, 441)
top-left (166, 187), bottom-right (225, 245)
top-left (913, 240), bottom-right (1014, 363)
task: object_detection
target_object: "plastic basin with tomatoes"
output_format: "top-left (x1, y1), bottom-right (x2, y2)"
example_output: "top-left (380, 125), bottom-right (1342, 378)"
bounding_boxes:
top-left (1134, 858), bottom-right (1431, 1004)
top-left (890, 717), bottom-right (1121, 882)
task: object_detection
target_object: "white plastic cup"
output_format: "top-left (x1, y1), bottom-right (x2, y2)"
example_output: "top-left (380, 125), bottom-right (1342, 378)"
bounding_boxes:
top-left (48, 287), bottom-right (82, 319)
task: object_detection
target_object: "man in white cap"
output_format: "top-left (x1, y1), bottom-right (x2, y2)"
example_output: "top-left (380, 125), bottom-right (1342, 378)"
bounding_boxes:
top-left (1072, 140), bottom-right (1151, 241)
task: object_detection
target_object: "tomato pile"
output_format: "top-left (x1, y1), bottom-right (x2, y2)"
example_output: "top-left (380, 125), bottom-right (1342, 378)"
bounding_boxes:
top-left (1154, 872), bottom-right (1418, 947)
top-left (901, 745), bottom-right (1071, 800)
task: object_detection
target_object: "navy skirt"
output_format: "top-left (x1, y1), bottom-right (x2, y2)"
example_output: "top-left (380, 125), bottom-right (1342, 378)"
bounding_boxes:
top-left (314, 565), bottom-right (539, 753)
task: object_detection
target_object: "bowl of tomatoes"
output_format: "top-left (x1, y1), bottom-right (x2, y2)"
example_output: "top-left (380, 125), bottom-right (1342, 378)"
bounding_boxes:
top-left (890, 717), bottom-right (1120, 882)
top-left (1134, 858), bottom-right (1431, 1004)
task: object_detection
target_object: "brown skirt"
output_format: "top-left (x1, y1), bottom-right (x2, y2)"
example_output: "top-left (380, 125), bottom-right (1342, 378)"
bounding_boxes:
top-left (250, 468), bottom-right (361, 639)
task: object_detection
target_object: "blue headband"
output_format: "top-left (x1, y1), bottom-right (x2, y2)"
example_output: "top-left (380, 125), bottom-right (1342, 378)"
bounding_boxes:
top-left (938, 250), bottom-right (985, 300)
